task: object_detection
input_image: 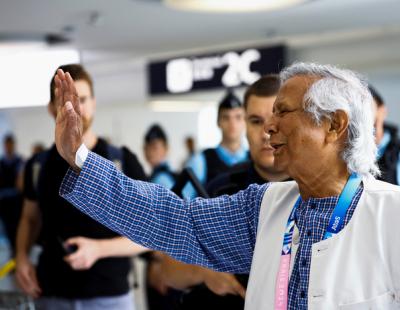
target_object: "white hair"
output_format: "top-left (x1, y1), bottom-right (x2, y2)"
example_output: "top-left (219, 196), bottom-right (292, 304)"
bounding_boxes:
top-left (280, 62), bottom-right (379, 177)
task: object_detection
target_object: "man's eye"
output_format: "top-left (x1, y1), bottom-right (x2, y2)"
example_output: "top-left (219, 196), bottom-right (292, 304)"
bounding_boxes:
top-left (277, 110), bottom-right (289, 116)
top-left (251, 119), bottom-right (262, 125)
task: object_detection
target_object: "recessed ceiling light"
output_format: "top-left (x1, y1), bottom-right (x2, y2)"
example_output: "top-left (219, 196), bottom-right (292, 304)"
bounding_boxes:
top-left (164, 0), bottom-right (309, 13)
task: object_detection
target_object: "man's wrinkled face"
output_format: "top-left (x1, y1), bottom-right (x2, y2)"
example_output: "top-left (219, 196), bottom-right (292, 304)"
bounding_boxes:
top-left (218, 107), bottom-right (245, 143)
top-left (266, 76), bottom-right (328, 176)
top-left (245, 95), bottom-right (276, 171)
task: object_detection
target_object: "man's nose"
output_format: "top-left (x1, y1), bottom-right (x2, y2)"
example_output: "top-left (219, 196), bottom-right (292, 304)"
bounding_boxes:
top-left (264, 116), bottom-right (277, 135)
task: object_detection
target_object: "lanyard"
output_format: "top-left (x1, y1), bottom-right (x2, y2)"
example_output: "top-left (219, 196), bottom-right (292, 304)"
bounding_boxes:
top-left (274, 173), bottom-right (361, 310)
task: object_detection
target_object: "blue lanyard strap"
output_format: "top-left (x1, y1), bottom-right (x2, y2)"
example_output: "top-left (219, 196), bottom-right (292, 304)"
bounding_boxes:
top-left (281, 197), bottom-right (301, 255)
top-left (280, 173), bottom-right (361, 254)
top-left (324, 172), bottom-right (361, 239)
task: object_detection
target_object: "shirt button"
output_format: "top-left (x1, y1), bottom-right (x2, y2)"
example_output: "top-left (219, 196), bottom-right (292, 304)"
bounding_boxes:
top-left (302, 259), bottom-right (307, 267)
top-left (301, 291), bottom-right (306, 298)
top-left (307, 230), bottom-right (312, 237)
top-left (310, 203), bottom-right (316, 209)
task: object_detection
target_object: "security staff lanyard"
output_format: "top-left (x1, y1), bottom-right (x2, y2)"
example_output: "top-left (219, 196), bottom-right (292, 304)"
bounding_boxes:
top-left (274, 173), bottom-right (362, 310)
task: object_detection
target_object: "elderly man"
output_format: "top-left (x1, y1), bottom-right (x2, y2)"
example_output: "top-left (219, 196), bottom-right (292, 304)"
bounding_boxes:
top-left (54, 63), bottom-right (400, 309)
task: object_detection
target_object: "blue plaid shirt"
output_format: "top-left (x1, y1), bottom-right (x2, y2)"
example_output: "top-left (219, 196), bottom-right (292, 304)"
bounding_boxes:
top-left (60, 152), bottom-right (362, 309)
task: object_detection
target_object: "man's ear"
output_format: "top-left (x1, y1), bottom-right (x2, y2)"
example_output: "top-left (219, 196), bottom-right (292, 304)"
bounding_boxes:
top-left (48, 102), bottom-right (57, 118)
top-left (326, 110), bottom-right (349, 143)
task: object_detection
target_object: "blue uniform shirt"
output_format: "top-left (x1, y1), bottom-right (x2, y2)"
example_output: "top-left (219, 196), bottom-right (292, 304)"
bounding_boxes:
top-left (150, 162), bottom-right (176, 189)
top-left (183, 144), bottom-right (248, 198)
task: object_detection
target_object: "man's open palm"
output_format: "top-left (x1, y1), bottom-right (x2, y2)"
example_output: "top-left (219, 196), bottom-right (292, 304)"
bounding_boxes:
top-left (54, 69), bottom-right (83, 170)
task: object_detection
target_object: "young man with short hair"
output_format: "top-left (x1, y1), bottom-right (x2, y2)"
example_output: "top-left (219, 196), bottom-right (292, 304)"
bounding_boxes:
top-left (16, 64), bottom-right (148, 310)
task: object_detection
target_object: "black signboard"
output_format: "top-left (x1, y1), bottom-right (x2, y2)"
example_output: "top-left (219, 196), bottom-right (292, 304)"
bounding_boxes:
top-left (148, 45), bottom-right (286, 95)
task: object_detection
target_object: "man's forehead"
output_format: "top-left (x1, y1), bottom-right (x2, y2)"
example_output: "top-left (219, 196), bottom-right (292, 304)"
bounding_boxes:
top-left (275, 75), bottom-right (319, 103)
top-left (282, 75), bottom-right (319, 91)
top-left (74, 84), bottom-right (93, 101)
top-left (246, 95), bottom-right (276, 111)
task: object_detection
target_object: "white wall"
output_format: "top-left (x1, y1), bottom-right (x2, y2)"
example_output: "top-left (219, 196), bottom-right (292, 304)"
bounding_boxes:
top-left (1, 102), bottom-right (198, 174)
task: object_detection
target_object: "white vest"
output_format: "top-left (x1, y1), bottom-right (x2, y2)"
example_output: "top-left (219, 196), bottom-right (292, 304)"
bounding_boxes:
top-left (245, 178), bottom-right (400, 309)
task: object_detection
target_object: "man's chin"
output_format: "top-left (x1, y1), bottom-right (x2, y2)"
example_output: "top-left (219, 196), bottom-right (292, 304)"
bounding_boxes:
top-left (258, 155), bottom-right (274, 168)
top-left (257, 159), bottom-right (276, 171)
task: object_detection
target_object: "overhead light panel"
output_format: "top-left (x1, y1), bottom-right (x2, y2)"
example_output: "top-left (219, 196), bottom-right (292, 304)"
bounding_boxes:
top-left (164, 0), bottom-right (309, 12)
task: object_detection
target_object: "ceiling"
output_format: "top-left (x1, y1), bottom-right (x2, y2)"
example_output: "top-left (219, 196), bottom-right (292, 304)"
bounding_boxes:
top-left (1, 0), bottom-right (400, 59)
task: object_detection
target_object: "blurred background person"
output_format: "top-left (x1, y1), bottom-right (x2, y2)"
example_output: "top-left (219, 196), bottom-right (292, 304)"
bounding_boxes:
top-left (15, 64), bottom-right (148, 310)
top-left (369, 85), bottom-right (400, 185)
top-left (144, 124), bottom-right (177, 189)
top-left (31, 143), bottom-right (46, 156)
top-left (184, 90), bottom-right (247, 197)
top-left (0, 134), bottom-right (24, 253)
top-left (207, 74), bottom-right (290, 195)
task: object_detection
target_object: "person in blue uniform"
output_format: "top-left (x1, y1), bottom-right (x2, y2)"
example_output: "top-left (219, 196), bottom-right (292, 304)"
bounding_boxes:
top-left (184, 90), bottom-right (247, 197)
top-left (144, 124), bottom-right (176, 189)
top-left (0, 134), bottom-right (24, 252)
top-left (369, 85), bottom-right (400, 185)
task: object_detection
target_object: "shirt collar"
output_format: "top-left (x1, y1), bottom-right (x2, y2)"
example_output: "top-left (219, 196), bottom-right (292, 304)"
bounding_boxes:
top-left (215, 144), bottom-right (248, 166)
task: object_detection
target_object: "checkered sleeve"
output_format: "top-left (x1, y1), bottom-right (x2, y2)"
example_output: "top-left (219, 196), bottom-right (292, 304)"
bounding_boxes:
top-left (60, 151), bottom-right (269, 273)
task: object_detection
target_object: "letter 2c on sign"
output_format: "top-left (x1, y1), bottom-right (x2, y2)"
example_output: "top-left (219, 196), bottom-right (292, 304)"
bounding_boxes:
top-left (221, 49), bottom-right (261, 87)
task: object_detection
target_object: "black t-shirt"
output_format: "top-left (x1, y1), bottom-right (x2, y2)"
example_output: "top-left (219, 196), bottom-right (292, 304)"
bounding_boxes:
top-left (0, 155), bottom-right (23, 188)
top-left (23, 138), bottom-right (146, 298)
top-left (206, 161), bottom-right (265, 197)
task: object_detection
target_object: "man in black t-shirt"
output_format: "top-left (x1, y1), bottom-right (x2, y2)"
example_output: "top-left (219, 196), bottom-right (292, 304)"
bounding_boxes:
top-left (15, 64), bottom-right (148, 310)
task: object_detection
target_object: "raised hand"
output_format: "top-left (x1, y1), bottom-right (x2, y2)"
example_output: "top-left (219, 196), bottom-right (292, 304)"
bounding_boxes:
top-left (54, 69), bottom-right (83, 170)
